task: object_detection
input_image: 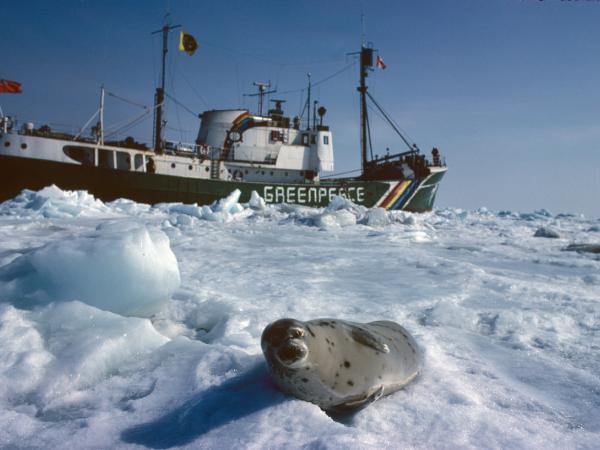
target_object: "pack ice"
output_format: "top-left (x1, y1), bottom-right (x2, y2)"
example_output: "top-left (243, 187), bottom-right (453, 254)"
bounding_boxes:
top-left (0, 186), bottom-right (598, 450)
top-left (0, 187), bottom-right (180, 317)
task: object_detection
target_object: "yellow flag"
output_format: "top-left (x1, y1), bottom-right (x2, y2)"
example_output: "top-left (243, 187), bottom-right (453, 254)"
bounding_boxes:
top-left (179, 31), bottom-right (199, 56)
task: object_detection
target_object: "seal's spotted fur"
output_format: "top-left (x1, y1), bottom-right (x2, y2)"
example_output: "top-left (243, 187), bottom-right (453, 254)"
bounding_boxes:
top-left (261, 318), bottom-right (422, 413)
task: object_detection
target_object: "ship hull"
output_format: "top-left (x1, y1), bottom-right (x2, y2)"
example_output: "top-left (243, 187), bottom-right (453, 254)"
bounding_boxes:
top-left (0, 154), bottom-right (445, 212)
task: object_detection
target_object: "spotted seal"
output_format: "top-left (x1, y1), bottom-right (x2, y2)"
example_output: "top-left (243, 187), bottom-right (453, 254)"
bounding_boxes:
top-left (261, 318), bottom-right (422, 413)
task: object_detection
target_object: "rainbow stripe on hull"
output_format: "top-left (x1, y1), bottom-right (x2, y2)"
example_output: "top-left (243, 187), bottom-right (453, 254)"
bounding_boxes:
top-left (376, 180), bottom-right (419, 210)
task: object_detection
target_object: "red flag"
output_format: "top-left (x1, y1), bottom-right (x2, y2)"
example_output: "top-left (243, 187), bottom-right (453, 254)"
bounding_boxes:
top-left (375, 55), bottom-right (386, 70)
top-left (0, 79), bottom-right (22, 94)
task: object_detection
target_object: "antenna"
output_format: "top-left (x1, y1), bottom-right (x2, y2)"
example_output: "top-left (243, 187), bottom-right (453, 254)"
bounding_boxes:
top-left (269, 98), bottom-right (286, 115)
top-left (244, 81), bottom-right (276, 116)
top-left (361, 12), bottom-right (366, 46)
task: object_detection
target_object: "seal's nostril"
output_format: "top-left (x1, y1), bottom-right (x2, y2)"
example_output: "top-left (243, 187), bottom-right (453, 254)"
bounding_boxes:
top-left (290, 328), bottom-right (304, 339)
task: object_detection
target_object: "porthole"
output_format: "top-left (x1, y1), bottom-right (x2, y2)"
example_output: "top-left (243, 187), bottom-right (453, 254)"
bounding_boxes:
top-left (188, 165), bottom-right (193, 170)
top-left (171, 163), bottom-right (176, 168)
top-left (21, 143), bottom-right (28, 150)
top-left (205, 167), bottom-right (209, 172)
top-left (3, 141), bottom-right (9, 147)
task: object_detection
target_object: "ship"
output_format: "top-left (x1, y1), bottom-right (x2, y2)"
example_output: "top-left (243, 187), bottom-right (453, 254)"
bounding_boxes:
top-left (0, 24), bottom-right (446, 211)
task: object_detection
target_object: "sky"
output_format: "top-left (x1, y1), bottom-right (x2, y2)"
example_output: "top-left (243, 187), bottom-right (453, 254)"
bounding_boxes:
top-left (1, 0), bottom-right (599, 217)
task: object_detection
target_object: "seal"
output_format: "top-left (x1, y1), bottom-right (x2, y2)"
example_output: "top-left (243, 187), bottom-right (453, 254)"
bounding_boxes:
top-left (261, 318), bottom-right (422, 413)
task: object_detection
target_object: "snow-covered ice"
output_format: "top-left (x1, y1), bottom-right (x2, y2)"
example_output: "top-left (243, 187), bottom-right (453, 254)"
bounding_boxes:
top-left (0, 219), bottom-right (180, 317)
top-left (0, 186), bottom-right (598, 449)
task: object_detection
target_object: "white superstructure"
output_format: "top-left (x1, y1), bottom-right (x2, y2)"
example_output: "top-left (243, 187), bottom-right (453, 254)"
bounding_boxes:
top-left (0, 100), bottom-right (334, 185)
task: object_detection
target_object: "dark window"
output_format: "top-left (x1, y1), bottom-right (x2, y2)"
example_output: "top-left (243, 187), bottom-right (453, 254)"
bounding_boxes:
top-left (205, 167), bottom-right (209, 172)
top-left (134, 154), bottom-right (144, 170)
top-left (98, 149), bottom-right (114, 169)
top-left (244, 170), bottom-right (248, 174)
top-left (3, 141), bottom-right (9, 147)
top-left (21, 143), bottom-right (27, 150)
top-left (146, 157), bottom-right (156, 173)
top-left (116, 152), bottom-right (131, 171)
top-left (261, 170), bottom-right (265, 175)
top-left (285, 172), bottom-right (288, 176)
top-left (270, 171), bottom-right (274, 176)
top-left (311, 135), bottom-right (316, 145)
top-left (171, 163), bottom-right (176, 168)
top-left (323, 135), bottom-right (329, 145)
top-left (64, 145), bottom-right (95, 166)
top-left (188, 165), bottom-right (193, 170)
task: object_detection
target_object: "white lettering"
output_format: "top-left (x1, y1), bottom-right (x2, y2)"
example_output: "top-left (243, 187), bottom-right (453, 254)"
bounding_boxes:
top-left (287, 187), bottom-right (296, 203)
top-left (275, 186), bottom-right (285, 203)
top-left (347, 187), bottom-right (356, 201)
top-left (265, 184), bottom-right (364, 205)
top-left (357, 187), bottom-right (365, 203)
top-left (328, 187), bottom-right (337, 202)
top-left (264, 186), bottom-right (274, 202)
top-left (298, 187), bottom-right (306, 203)
top-left (318, 187), bottom-right (327, 203)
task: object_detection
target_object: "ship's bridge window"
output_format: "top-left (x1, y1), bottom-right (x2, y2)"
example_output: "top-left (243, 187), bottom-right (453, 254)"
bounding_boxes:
top-left (98, 149), bottom-right (115, 169)
top-left (302, 134), bottom-right (309, 146)
top-left (134, 154), bottom-right (144, 170)
top-left (323, 135), bottom-right (329, 145)
top-left (63, 145), bottom-right (94, 166)
top-left (116, 151), bottom-right (131, 171)
top-left (270, 130), bottom-right (282, 142)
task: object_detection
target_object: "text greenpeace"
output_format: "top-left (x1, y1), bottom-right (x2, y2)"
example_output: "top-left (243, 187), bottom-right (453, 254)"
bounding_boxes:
top-left (263, 185), bottom-right (365, 205)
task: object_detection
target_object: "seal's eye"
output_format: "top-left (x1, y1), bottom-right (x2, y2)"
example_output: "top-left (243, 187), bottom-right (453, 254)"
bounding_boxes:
top-left (290, 328), bottom-right (304, 339)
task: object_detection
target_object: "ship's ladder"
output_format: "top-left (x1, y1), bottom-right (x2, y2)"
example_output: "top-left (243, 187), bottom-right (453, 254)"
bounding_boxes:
top-left (210, 159), bottom-right (220, 179)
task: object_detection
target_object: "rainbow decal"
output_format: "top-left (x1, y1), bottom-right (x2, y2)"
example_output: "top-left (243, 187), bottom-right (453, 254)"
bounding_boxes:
top-left (378, 180), bottom-right (417, 210)
top-left (231, 112), bottom-right (255, 135)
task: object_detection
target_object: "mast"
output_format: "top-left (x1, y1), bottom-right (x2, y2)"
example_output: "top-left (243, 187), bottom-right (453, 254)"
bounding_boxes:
top-left (306, 73), bottom-right (311, 130)
top-left (151, 20), bottom-right (180, 154)
top-left (244, 81), bottom-right (276, 116)
top-left (253, 82), bottom-right (274, 116)
top-left (99, 85), bottom-right (105, 146)
top-left (358, 45), bottom-right (373, 175)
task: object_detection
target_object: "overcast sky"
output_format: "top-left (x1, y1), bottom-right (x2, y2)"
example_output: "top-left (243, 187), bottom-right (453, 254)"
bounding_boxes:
top-left (2, 0), bottom-right (599, 216)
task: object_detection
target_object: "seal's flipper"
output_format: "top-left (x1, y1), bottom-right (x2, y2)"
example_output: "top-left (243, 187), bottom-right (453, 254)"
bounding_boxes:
top-left (329, 385), bottom-right (385, 414)
top-left (349, 325), bottom-right (390, 353)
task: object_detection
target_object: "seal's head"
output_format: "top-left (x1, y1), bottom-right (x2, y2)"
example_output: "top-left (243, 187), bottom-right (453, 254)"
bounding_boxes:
top-left (261, 318), bottom-right (309, 370)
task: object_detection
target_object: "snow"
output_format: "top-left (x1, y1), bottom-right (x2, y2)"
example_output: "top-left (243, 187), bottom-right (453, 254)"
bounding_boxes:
top-left (0, 186), bottom-right (599, 449)
top-left (534, 226), bottom-right (560, 238)
top-left (0, 219), bottom-right (180, 317)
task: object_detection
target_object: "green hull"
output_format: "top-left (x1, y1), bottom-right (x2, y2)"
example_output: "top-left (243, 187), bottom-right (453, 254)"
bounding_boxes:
top-left (0, 155), bottom-right (445, 212)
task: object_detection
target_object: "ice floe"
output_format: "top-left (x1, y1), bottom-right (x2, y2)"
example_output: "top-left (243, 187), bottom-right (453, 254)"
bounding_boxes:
top-left (0, 186), bottom-right (598, 449)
